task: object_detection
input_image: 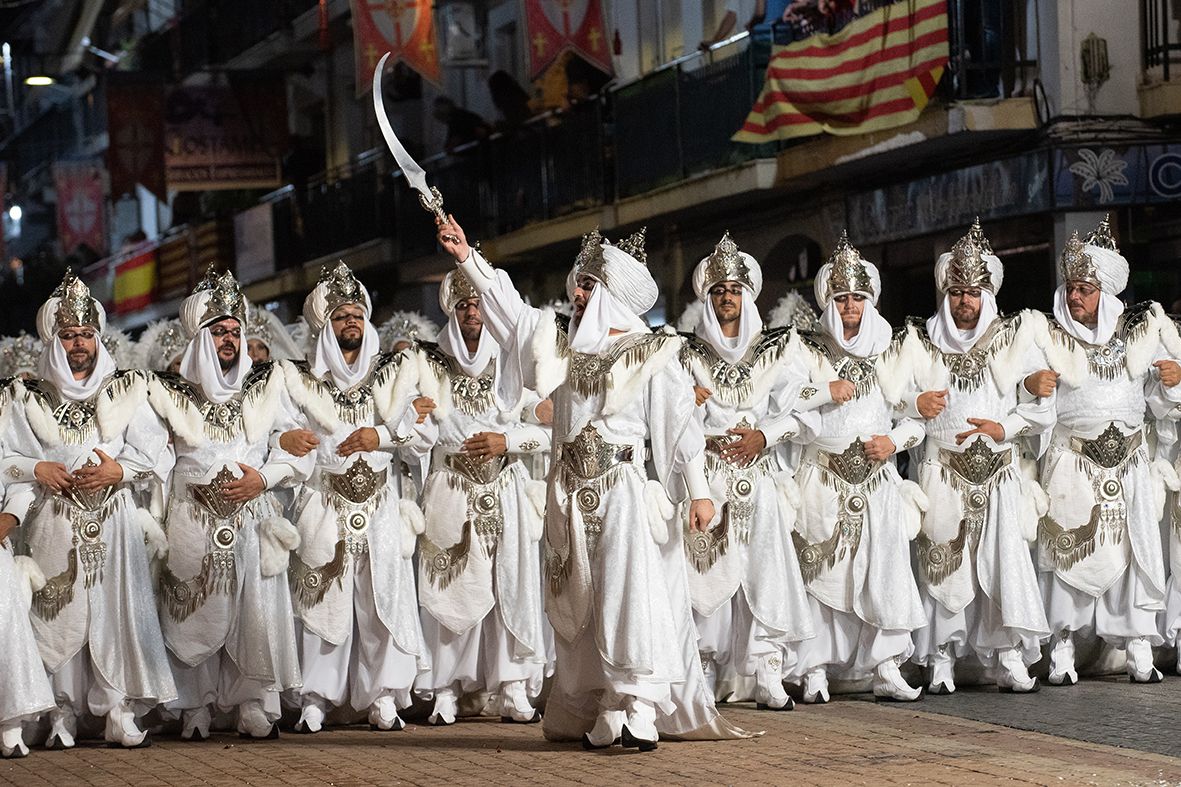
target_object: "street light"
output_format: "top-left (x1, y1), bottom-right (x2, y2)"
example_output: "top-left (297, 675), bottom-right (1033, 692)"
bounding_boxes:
top-left (24, 75), bottom-right (55, 86)
top-left (7, 205), bottom-right (21, 221)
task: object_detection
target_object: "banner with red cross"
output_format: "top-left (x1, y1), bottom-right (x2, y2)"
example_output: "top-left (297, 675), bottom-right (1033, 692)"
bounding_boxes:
top-left (523, 0), bottom-right (613, 80)
top-left (351, 0), bottom-right (441, 94)
top-left (53, 162), bottom-right (107, 256)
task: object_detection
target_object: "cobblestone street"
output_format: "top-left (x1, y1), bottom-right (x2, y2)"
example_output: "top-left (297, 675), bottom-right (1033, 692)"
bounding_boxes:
top-left (5, 678), bottom-right (1181, 786)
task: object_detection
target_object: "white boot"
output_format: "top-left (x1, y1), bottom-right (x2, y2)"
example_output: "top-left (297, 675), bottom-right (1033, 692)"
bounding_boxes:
top-left (754, 653), bottom-right (794, 710)
top-left (295, 697), bottom-right (326, 733)
top-left (1126, 637), bottom-right (1163, 683)
top-left (45, 705), bottom-right (76, 749)
top-left (181, 706), bottom-right (212, 741)
top-left (802, 667), bottom-right (830, 704)
top-left (429, 687), bottom-right (458, 726)
top-left (621, 697), bottom-right (658, 751)
top-left (581, 709), bottom-right (624, 750)
top-left (996, 648), bottom-right (1039, 693)
top-left (498, 680), bottom-right (540, 723)
top-left (368, 696), bottom-right (405, 731)
top-left (104, 706), bottom-right (149, 748)
top-left (874, 657), bottom-right (922, 702)
top-left (927, 645), bottom-right (956, 695)
top-left (0, 723), bottom-right (28, 759)
top-left (237, 700), bottom-right (278, 738)
top-left (1048, 630), bottom-right (1077, 686)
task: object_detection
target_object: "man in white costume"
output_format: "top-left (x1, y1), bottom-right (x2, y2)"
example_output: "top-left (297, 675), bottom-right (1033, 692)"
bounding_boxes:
top-left (147, 269), bottom-right (306, 740)
top-left (789, 233), bottom-right (928, 703)
top-left (903, 220), bottom-right (1052, 694)
top-left (0, 383), bottom-right (55, 758)
top-left (677, 231), bottom-right (816, 711)
top-left (436, 215), bottom-right (749, 751)
top-left (280, 262), bottom-right (429, 733)
top-left (1031, 217), bottom-right (1181, 685)
top-left (408, 269), bottom-right (550, 725)
top-left (2, 271), bottom-right (176, 748)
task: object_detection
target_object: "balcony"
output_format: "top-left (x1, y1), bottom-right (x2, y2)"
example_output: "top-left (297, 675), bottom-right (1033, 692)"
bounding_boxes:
top-left (1140, 0), bottom-right (1181, 118)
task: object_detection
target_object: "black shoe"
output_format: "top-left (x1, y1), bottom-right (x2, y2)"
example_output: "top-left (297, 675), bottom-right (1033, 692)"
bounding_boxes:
top-left (1047, 672), bottom-right (1077, 686)
top-left (500, 710), bottom-right (542, 724)
top-left (44, 733), bottom-right (72, 751)
top-left (620, 725), bottom-right (657, 752)
top-left (430, 715), bottom-right (454, 727)
top-left (1130, 668), bottom-right (1163, 684)
top-left (370, 717), bottom-right (406, 731)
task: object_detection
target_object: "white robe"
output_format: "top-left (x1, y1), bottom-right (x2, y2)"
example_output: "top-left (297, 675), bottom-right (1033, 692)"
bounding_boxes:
top-left (1031, 304), bottom-right (1181, 644)
top-left (407, 344), bottom-right (549, 695)
top-left (1, 372), bottom-right (177, 712)
top-left (901, 311), bottom-right (1053, 667)
top-left (458, 249), bottom-right (749, 742)
top-left (147, 362), bottom-right (308, 711)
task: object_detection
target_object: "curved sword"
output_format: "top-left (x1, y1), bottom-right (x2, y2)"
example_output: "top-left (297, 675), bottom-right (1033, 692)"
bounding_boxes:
top-left (372, 52), bottom-right (457, 243)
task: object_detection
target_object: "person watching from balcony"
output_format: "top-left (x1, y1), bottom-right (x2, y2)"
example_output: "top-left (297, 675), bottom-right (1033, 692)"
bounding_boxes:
top-left (433, 96), bottom-right (491, 153)
top-left (488, 70), bottom-right (534, 131)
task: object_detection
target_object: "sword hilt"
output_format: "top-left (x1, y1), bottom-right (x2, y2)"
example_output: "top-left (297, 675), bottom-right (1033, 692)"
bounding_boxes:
top-left (419, 186), bottom-right (459, 244)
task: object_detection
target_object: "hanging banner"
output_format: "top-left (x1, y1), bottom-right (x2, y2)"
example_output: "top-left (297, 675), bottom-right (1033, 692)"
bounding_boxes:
top-left (164, 82), bottom-right (286, 191)
top-left (351, 0), bottom-right (441, 94)
top-left (53, 161), bottom-right (108, 256)
top-left (106, 72), bottom-right (167, 201)
top-left (523, 0), bottom-right (613, 80)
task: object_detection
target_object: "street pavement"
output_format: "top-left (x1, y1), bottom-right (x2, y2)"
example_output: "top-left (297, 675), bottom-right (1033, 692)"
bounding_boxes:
top-left (5, 676), bottom-right (1181, 786)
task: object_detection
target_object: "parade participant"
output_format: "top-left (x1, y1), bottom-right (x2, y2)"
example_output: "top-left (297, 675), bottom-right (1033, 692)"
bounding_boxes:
top-left (246, 303), bottom-right (303, 363)
top-left (904, 220), bottom-right (1052, 694)
top-left (1031, 217), bottom-right (1181, 685)
top-left (0, 388), bottom-right (55, 759)
top-left (789, 233), bottom-right (928, 703)
top-left (136, 318), bottom-right (188, 373)
top-left (678, 232), bottom-right (816, 711)
top-left (280, 262), bottom-right (430, 733)
top-left (147, 269), bottom-right (305, 740)
top-left (2, 271), bottom-right (176, 748)
top-left (408, 269), bottom-right (550, 726)
top-left (0, 333), bottom-right (42, 379)
top-left (379, 311), bottom-right (440, 353)
top-left (435, 216), bottom-right (749, 751)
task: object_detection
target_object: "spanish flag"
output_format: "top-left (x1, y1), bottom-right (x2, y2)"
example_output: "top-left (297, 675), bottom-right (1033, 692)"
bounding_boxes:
top-left (114, 249), bottom-right (156, 314)
top-left (734, 0), bottom-right (949, 143)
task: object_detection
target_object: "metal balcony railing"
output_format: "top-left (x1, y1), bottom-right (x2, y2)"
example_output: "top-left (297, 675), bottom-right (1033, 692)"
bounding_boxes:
top-left (1143, 0), bottom-right (1181, 81)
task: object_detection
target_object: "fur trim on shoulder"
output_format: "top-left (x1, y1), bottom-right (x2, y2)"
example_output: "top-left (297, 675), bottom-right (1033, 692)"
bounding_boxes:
top-left (1161, 312), bottom-right (1181, 361)
top-left (603, 335), bottom-right (682, 417)
top-left (147, 374), bottom-right (207, 447)
top-left (986, 314), bottom-right (1038, 394)
top-left (414, 347), bottom-right (452, 419)
top-left (280, 360), bottom-right (341, 432)
top-left (243, 365), bottom-right (285, 444)
top-left (644, 479), bottom-right (675, 545)
top-left (532, 307), bottom-right (568, 399)
top-left (398, 497), bottom-right (426, 558)
top-left (378, 350), bottom-right (422, 425)
top-left (1127, 302), bottom-right (1169, 378)
top-left (96, 372), bottom-right (148, 440)
top-left (259, 516), bottom-right (301, 577)
top-left (22, 388), bottom-right (61, 446)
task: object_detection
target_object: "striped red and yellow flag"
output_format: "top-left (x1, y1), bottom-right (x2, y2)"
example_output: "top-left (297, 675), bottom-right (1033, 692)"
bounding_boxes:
top-left (114, 249), bottom-right (157, 314)
top-left (734, 0), bottom-right (949, 143)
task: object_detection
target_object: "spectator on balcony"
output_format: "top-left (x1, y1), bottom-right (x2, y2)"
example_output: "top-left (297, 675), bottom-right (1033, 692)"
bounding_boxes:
top-left (432, 96), bottom-right (491, 153)
top-left (488, 70), bottom-right (534, 131)
top-left (564, 55), bottom-right (611, 105)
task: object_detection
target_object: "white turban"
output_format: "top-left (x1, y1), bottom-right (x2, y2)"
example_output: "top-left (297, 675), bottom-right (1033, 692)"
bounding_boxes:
top-left (303, 276), bottom-right (373, 336)
top-left (926, 259), bottom-right (1003, 354)
top-left (566, 243), bottom-right (654, 354)
top-left (813, 259), bottom-right (882, 309)
top-left (177, 274), bottom-right (252, 403)
top-left (814, 258), bottom-right (892, 358)
top-left (35, 283), bottom-right (115, 400)
top-left (933, 251), bottom-right (1004, 296)
top-left (692, 249), bottom-right (763, 364)
top-left (1053, 242), bottom-right (1129, 345)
